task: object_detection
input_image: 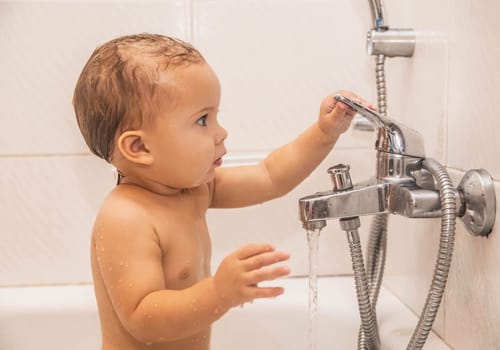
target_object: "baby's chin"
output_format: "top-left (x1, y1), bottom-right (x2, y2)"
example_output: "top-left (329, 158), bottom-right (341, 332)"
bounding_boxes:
top-left (188, 169), bottom-right (217, 188)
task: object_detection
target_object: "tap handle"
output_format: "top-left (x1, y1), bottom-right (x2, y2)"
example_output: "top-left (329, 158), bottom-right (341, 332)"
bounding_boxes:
top-left (335, 94), bottom-right (388, 129)
top-left (334, 94), bottom-right (425, 158)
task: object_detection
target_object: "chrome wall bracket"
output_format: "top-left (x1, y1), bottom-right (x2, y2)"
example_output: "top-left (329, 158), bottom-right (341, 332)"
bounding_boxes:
top-left (353, 26), bottom-right (416, 132)
top-left (457, 169), bottom-right (497, 237)
top-left (366, 28), bottom-right (415, 58)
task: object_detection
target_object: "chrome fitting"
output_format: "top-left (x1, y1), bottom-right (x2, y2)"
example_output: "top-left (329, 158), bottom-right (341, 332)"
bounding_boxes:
top-left (302, 220), bottom-right (327, 232)
top-left (328, 164), bottom-right (353, 191)
top-left (457, 169), bottom-right (497, 237)
top-left (367, 28), bottom-right (415, 57)
top-left (340, 217), bottom-right (361, 231)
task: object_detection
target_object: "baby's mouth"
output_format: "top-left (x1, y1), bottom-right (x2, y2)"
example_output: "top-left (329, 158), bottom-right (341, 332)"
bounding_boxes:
top-left (213, 152), bottom-right (226, 167)
top-left (213, 157), bottom-right (223, 167)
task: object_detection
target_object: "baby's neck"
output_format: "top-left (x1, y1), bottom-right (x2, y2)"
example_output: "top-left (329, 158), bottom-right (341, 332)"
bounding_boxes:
top-left (118, 176), bottom-right (187, 196)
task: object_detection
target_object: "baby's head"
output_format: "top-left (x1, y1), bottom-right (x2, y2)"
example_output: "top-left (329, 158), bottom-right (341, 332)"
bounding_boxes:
top-left (74, 33), bottom-right (227, 191)
top-left (73, 33), bottom-right (205, 163)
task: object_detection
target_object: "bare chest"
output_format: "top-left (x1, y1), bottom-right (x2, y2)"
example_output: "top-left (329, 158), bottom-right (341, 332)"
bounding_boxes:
top-left (153, 191), bottom-right (212, 289)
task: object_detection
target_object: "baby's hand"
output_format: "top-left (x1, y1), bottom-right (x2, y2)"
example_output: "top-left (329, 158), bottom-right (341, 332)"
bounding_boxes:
top-left (318, 90), bottom-right (374, 137)
top-left (213, 243), bottom-right (290, 308)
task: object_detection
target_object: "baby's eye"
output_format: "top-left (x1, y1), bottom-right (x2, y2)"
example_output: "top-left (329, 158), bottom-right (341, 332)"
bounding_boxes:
top-left (196, 114), bottom-right (208, 127)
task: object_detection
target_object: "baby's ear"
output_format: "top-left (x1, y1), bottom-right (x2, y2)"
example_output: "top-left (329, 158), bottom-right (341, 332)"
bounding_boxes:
top-left (116, 130), bottom-right (154, 165)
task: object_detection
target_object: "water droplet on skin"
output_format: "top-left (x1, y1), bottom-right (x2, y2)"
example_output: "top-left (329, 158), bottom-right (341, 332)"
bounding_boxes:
top-left (101, 247), bottom-right (105, 252)
top-left (99, 235), bottom-right (104, 240)
top-left (148, 314), bottom-right (153, 319)
top-left (159, 337), bottom-right (165, 342)
top-left (213, 307), bottom-right (220, 315)
top-left (154, 303), bottom-right (158, 308)
top-left (119, 260), bottom-right (124, 266)
top-left (146, 341), bottom-right (153, 346)
top-left (128, 283), bottom-right (134, 288)
top-left (108, 266), bottom-right (113, 271)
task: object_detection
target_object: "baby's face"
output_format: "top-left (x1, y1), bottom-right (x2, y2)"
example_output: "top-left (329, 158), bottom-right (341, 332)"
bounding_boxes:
top-left (145, 63), bottom-right (227, 189)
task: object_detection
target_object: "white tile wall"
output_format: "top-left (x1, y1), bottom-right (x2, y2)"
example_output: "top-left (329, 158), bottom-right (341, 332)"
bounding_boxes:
top-left (192, 0), bottom-right (375, 153)
top-left (0, 1), bottom-right (189, 156)
top-left (0, 155), bottom-right (115, 285)
top-left (447, 0), bottom-right (500, 179)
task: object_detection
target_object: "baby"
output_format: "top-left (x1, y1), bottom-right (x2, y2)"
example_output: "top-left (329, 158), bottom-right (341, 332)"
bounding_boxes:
top-left (73, 33), bottom-right (367, 350)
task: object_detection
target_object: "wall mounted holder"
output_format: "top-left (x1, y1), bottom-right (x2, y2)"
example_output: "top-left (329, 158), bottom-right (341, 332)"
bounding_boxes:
top-left (457, 169), bottom-right (496, 237)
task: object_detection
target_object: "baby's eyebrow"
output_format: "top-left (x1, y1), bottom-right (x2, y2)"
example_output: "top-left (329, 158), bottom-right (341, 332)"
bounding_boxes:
top-left (191, 106), bottom-right (217, 116)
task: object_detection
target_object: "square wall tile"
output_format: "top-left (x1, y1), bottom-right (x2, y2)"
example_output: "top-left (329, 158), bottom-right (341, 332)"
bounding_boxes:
top-left (0, 1), bottom-right (189, 156)
top-left (0, 155), bottom-right (115, 286)
top-left (208, 148), bottom-right (377, 277)
top-left (444, 169), bottom-right (500, 350)
top-left (447, 0), bottom-right (500, 179)
top-left (193, 0), bottom-right (376, 153)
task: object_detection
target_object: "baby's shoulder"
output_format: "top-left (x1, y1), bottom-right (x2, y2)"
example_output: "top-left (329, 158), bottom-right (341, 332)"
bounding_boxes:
top-left (92, 188), bottom-right (157, 242)
top-left (97, 186), bottom-right (153, 223)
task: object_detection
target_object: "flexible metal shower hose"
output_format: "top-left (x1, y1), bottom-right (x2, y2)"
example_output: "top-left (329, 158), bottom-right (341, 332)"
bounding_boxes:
top-left (406, 159), bottom-right (457, 349)
top-left (357, 54), bottom-right (388, 350)
top-left (346, 227), bottom-right (380, 350)
top-left (354, 55), bottom-right (456, 350)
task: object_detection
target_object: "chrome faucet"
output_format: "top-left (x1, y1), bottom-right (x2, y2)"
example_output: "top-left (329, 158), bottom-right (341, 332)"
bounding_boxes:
top-left (299, 95), bottom-right (496, 237)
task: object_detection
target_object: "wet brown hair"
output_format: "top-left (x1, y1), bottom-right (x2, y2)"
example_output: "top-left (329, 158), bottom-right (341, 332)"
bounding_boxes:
top-left (73, 33), bottom-right (205, 162)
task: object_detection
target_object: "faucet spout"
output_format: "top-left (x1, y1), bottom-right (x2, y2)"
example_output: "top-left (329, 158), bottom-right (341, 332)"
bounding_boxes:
top-left (298, 173), bottom-right (451, 227)
top-left (299, 180), bottom-right (389, 224)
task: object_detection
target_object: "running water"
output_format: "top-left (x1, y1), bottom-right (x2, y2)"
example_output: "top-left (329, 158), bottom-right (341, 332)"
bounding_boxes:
top-left (307, 228), bottom-right (321, 350)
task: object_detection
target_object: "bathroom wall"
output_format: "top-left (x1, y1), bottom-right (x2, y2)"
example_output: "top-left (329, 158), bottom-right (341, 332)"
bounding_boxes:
top-left (380, 1), bottom-right (500, 349)
top-left (1, 1), bottom-right (499, 349)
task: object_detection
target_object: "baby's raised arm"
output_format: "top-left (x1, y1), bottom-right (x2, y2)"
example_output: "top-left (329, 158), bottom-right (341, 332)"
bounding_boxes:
top-left (210, 90), bottom-right (371, 208)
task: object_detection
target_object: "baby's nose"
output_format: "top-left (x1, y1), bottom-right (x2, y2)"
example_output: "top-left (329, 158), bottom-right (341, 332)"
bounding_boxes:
top-left (216, 125), bottom-right (228, 144)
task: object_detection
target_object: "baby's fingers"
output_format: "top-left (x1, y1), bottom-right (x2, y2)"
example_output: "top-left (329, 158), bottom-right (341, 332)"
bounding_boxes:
top-left (234, 243), bottom-right (275, 260)
top-left (249, 286), bottom-right (285, 299)
top-left (247, 265), bottom-right (291, 285)
top-left (244, 250), bottom-right (290, 271)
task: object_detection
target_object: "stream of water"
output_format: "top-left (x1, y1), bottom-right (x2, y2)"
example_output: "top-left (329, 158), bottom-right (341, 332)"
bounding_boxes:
top-left (307, 228), bottom-right (321, 350)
